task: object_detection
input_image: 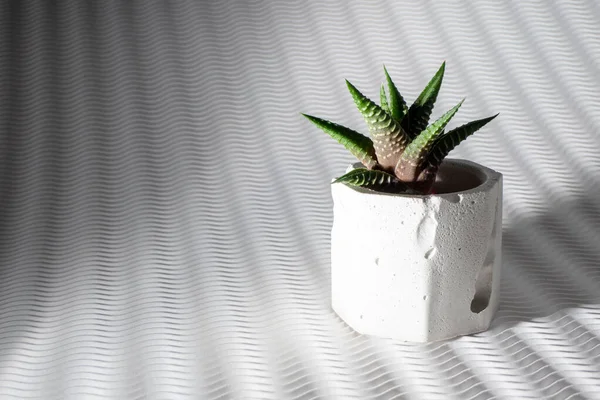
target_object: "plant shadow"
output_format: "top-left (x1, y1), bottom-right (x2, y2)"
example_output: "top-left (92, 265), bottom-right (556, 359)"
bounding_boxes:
top-left (490, 194), bottom-right (600, 330)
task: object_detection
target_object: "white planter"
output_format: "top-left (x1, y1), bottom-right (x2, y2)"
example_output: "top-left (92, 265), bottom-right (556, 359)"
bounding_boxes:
top-left (331, 159), bottom-right (502, 342)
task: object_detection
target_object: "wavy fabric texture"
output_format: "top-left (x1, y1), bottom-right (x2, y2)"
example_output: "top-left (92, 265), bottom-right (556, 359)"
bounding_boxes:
top-left (1, 1), bottom-right (600, 399)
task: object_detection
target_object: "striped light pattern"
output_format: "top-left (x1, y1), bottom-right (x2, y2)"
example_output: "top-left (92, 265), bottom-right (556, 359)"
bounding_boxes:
top-left (0, 1), bottom-right (600, 399)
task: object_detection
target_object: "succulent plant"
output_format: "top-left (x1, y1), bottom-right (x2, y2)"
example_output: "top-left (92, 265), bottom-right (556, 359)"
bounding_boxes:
top-left (302, 62), bottom-right (498, 195)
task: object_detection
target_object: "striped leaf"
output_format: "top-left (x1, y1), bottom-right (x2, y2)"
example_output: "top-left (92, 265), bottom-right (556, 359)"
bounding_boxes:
top-left (333, 168), bottom-right (413, 193)
top-left (400, 99), bottom-right (464, 167)
top-left (427, 114), bottom-right (498, 167)
top-left (401, 62), bottom-right (446, 139)
top-left (383, 65), bottom-right (408, 122)
top-left (302, 114), bottom-right (378, 169)
top-left (345, 80), bottom-right (410, 170)
top-left (380, 84), bottom-right (389, 114)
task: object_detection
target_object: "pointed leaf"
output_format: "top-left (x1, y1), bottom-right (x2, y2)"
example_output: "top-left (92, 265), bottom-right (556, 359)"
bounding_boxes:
top-left (302, 114), bottom-right (378, 169)
top-left (383, 65), bottom-right (408, 121)
top-left (401, 62), bottom-right (446, 139)
top-left (380, 84), bottom-right (389, 114)
top-left (345, 80), bottom-right (410, 169)
top-left (333, 168), bottom-right (414, 193)
top-left (427, 114), bottom-right (498, 167)
top-left (399, 99), bottom-right (464, 167)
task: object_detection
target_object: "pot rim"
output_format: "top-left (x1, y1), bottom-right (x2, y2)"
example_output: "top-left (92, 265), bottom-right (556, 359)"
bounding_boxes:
top-left (335, 158), bottom-right (502, 199)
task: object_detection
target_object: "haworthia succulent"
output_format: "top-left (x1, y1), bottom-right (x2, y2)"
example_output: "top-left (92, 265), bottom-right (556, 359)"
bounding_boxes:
top-left (401, 62), bottom-right (446, 139)
top-left (345, 80), bottom-right (410, 169)
top-left (302, 61), bottom-right (498, 195)
top-left (333, 168), bottom-right (413, 193)
top-left (380, 84), bottom-right (389, 114)
top-left (400, 99), bottom-right (464, 167)
top-left (302, 114), bottom-right (378, 169)
top-left (427, 114), bottom-right (498, 167)
top-left (383, 66), bottom-right (408, 122)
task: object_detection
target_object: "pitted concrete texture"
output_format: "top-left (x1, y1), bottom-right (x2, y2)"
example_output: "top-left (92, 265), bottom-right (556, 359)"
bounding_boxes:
top-left (331, 160), bottom-right (503, 342)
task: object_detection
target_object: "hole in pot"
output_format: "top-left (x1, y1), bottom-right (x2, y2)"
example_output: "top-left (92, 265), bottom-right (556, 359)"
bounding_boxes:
top-left (471, 194), bottom-right (500, 314)
top-left (446, 193), bottom-right (461, 203)
top-left (470, 249), bottom-right (495, 313)
top-left (424, 247), bottom-right (437, 259)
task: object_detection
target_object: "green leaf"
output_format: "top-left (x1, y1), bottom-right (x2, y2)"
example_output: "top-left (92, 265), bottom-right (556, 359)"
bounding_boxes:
top-left (345, 80), bottom-right (410, 169)
top-left (383, 65), bottom-right (408, 121)
top-left (427, 114), bottom-right (498, 167)
top-left (380, 84), bottom-right (389, 114)
top-left (333, 168), bottom-right (414, 193)
top-left (400, 99), bottom-right (464, 166)
top-left (401, 61), bottom-right (446, 139)
top-left (302, 114), bottom-right (378, 169)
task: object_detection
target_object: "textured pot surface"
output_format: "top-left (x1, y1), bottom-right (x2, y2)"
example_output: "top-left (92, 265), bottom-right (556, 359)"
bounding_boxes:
top-left (331, 159), bottom-right (503, 342)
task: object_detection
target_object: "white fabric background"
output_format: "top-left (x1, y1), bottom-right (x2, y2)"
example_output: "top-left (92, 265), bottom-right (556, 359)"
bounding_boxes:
top-left (1, 1), bottom-right (599, 398)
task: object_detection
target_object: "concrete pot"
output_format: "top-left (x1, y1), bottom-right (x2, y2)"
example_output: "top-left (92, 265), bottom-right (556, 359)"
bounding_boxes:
top-left (331, 159), bottom-right (502, 342)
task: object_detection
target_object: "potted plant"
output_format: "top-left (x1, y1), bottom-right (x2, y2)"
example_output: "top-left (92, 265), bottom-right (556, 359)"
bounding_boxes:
top-left (303, 62), bottom-right (501, 342)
